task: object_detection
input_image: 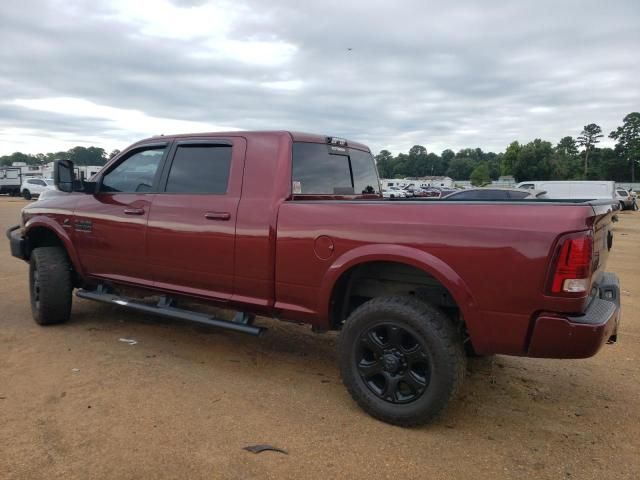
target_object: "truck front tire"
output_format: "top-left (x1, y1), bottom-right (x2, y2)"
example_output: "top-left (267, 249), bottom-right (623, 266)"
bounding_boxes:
top-left (29, 247), bottom-right (73, 325)
top-left (338, 296), bottom-right (465, 426)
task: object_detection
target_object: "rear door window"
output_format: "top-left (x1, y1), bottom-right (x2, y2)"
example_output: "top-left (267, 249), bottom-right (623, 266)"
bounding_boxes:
top-left (292, 142), bottom-right (380, 195)
top-left (165, 144), bottom-right (232, 194)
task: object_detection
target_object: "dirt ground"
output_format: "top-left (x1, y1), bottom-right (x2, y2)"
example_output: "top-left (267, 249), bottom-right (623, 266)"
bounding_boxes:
top-left (0, 197), bottom-right (638, 480)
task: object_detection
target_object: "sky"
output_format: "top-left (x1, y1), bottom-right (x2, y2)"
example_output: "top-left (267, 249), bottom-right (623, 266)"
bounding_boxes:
top-left (0, 0), bottom-right (638, 156)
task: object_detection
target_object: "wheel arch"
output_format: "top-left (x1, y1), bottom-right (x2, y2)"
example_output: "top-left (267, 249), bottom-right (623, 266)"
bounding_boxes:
top-left (319, 245), bottom-right (482, 343)
top-left (24, 218), bottom-right (84, 279)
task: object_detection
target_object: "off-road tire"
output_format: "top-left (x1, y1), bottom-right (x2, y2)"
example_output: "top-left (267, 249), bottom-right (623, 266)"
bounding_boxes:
top-left (22, 189), bottom-right (32, 200)
top-left (338, 295), bottom-right (465, 427)
top-left (29, 247), bottom-right (73, 325)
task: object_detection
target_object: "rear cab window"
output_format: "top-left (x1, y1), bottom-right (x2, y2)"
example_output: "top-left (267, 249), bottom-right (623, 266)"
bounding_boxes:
top-left (291, 142), bottom-right (380, 197)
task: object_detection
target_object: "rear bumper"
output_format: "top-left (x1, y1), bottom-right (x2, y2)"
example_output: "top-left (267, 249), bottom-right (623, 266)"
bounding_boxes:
top-left (527, 272), bottom-right (620, 358)
top-left (6, 225), bottom-right (27, 260)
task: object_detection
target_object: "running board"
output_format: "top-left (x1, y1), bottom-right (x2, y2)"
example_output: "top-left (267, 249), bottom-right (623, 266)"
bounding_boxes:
top-left (76, 289), bottom-right (265, 336)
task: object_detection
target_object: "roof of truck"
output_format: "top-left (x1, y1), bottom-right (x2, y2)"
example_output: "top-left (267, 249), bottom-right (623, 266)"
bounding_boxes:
top-left (134, 131), bottom-right (371, 152)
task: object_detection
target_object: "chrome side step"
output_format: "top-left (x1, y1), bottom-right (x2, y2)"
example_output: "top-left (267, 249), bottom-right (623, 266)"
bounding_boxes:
top-left (76, 288), bottom-right (265, 336)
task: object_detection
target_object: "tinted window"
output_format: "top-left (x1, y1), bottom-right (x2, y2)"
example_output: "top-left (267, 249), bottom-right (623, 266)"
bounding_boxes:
top-left (292, 142), bottom-right (380, 195)
top-left (508, 190), bottom-right (531, 199)
top-left (102, 148), bottom-right (164, 193)
top-left (449, 189), bottom-right (509, 200)
top-left (519, 183), bottom-right (534, 189)
top-left (617, 190), bottom-right (628, 196)
top-left (166, 145), bottom-right (232, 194)
top-left (350, 149), bottom-right (381, 194)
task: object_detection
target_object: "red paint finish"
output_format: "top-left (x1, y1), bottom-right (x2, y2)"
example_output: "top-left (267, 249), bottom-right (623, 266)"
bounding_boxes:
top-left (527, 311), bottom-right (619, 358)
top-left (73, 193), bottom-right (154, 285)
top-left (16, 131), bottom-right (620, 359)
top-left (146, 137), bottom-right (247, 300)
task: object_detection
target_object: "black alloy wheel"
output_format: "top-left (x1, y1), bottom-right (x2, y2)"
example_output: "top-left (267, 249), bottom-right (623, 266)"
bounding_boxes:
top-left (356, 323), bottom-right (430, 404)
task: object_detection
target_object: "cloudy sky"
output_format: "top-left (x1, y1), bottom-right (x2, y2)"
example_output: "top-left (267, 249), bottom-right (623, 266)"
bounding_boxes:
top-left (1, 0), bottom-right (638, 156)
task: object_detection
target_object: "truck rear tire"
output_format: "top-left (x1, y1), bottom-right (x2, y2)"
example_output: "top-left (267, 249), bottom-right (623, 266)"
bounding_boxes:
top-left (338, 296), bottom-right (465, 426)
top-left (29, 247), bottom-right (73, 325)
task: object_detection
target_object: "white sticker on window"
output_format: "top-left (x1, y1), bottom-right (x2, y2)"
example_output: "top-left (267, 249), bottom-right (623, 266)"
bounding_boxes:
top-left (292, 181), bottom-right (302, 194)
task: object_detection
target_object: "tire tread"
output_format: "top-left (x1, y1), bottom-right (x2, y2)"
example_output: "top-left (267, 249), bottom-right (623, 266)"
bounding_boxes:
top-left (338, 295), bottom-right (465, 426)
top-left (30, 247), bottom-right (72, 325)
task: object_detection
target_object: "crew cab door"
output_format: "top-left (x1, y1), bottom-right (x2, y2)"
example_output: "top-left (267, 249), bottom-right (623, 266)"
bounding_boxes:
top-left (145, 138), bottom-right (246, 300)
top-left (73, 143), bottom-right (168, 285)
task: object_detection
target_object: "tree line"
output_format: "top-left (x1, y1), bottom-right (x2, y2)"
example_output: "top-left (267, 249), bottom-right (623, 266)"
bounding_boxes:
top-left (2, 113), bottom-right (638, 186)
top-left (376, 112), bottom-right (640, 186)
top-left (0, 146), bottom-right (120, 168)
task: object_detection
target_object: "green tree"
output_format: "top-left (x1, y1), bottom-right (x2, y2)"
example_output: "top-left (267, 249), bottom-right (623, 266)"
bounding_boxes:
top-left (500, 141), bottom-right (520, 176)
top-left (392, 153), bottom-right (410, 178)
top-left (375, 150), bottom-right (394, 178)
top-left (424, 153), bottom-right (442, 176)
top-left (408, 145), bottom-right (428, 176)
top-left (0, 152), bottom-right (41, 166)
top-left (552, 136), bottom-right (581, 179)
top-left (446, 158), bottom-right (474, 180)
top-left (484, 152), bottom-right (501, 179)
top-left (441, 149), bottom-right (455, 163)
top-left (577, 123), bottom-right (604, 176)
top-left (512, 139), bottom-right (554, 182)
top-left (65, 146), bottom-right (107, 166)
top-left (440, 149), bottom-right (455, 176)
top-left (470, 163), bottom-right (490, 186)
top-left (609, 112), bottom-right (640, 183)
top-left (556, 136), bottom-right (579, 157)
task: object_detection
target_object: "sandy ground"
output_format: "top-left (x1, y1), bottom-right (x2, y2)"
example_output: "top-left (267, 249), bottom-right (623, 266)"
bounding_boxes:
top-left (0, 197), bottom-right (638, 480)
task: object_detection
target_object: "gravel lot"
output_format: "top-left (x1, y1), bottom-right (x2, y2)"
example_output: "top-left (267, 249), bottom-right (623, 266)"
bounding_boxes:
top-left (1, 197), bottom-right (638, 480)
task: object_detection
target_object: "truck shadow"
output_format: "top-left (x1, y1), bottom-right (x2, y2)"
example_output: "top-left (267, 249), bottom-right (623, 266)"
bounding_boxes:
top-left (69, 299), bottom-right (618, 432)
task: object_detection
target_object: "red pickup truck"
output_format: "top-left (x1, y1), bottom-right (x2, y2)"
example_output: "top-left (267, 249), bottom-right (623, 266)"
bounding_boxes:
top-left (7, 131), bottom-right (620, 426)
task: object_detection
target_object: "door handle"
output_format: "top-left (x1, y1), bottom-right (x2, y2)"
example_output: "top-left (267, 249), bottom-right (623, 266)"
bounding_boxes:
top-left (205, 212), bottom-right (231, 221)
top-left (124, 208), bottom-right (145, 215)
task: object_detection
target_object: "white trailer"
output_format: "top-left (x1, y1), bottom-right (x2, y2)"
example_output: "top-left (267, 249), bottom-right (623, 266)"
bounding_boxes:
top-left (41, 163), bottom-right (103, 180)
top-left (0, 163), bottom-right (44, 195)
top-left (0, 167), bottom-right (23, 195)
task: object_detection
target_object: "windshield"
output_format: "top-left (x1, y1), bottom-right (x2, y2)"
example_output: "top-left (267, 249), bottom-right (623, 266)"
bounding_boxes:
top-left (291, 142), bottom-right (380, 195)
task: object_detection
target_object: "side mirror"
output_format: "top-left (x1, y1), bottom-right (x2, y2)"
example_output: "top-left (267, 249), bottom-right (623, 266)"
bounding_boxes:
top-left (54, 160), bottom-right (75, 193)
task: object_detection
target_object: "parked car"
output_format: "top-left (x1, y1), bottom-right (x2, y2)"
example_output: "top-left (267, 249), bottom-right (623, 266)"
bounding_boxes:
top-left (614, 188), bottom-right (634, 210)
top-left (7, 131), bottom-right (620, 427)
top-left (418, 187), bottom-right (457, 199)
top-left (20, 178), bottom-right (56, 200)
top-left (442, 188), bottom-right (545, 200)
top-left (382, 186), bottom-right (407, 198)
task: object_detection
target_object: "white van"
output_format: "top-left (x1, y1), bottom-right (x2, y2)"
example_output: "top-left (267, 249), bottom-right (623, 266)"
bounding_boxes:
top-left (516, 180), bottom-right (616, 201)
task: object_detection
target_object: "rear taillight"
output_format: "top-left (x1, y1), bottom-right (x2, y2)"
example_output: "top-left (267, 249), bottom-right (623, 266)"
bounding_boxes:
top-left (549, 233), bottom-right (593, 294)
